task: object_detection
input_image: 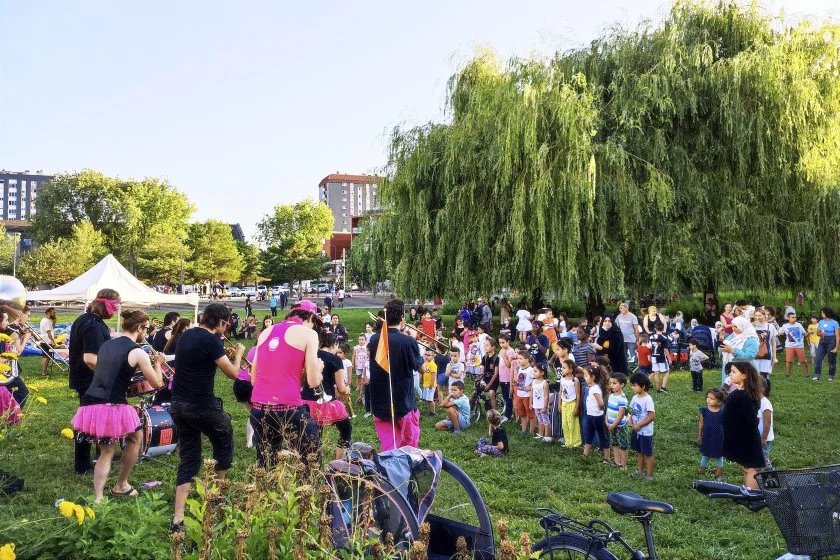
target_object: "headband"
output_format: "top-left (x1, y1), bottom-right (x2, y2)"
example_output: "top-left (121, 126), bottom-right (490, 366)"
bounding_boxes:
top-left (93, 297), bottom-right (120, 315)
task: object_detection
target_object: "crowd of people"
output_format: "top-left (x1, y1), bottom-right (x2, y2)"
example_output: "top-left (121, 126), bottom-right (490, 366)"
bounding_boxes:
top-left (0, 292), bottom-right (833, 530)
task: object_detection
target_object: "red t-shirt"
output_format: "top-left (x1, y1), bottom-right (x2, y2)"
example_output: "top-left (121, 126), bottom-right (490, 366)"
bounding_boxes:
top-left (637, 345), bottom-right (652, 367)
top-left (421, 318), bottom-right (437, 341)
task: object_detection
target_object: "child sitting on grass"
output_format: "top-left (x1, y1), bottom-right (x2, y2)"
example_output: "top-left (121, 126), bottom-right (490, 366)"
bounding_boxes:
top-left (697, 388), bottom-right (725, 480)
top-left (475, 409), bottom-right (508, 456)
top-left (436, 381), bottom-right (470, 434)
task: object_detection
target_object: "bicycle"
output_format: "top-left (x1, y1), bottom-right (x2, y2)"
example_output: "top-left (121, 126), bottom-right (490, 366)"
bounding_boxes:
top-left (467, 371), bottom-right (505, 423)
top-left (533, 491), bottom-right (674, 559)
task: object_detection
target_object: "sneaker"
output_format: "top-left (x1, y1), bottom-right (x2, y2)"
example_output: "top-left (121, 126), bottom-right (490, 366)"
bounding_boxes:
top-left (660, 387), bottom-right (669, 393)
top-left (500, 416), bottom-right (509, 424)
top-left (630, 470), bottom-right (645, 477)
top-left (812, 376), bottom-right (820, 381)
top-left (714, 476), bottom-right (724, 482)
top-left (364, 412), bottom-right (372, 418)
top-left (533, 435), bottom-right (544, 439)
top-left (543, 437), bottom-right (553, 443)
top-left (452, 430), bottom-right (463, 435)
top-left (644, 476), bottom-right (654, 482)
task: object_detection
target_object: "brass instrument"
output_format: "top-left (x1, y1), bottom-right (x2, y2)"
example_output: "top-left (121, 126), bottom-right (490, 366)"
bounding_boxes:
top-left (140, 344), bottom-right (175, 378)
top-left (0, 276), bottom-right (30, 382)
top-left (220, 333), bottom-right (252, 369)
top-left (366, 311), bottom-right (450, 355)
top-left (23, 323), bottom-right (69, 371)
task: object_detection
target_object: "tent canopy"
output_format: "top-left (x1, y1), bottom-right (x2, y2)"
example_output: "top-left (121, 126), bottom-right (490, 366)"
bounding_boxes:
top-left (27, 254), bottom-right (199, 308)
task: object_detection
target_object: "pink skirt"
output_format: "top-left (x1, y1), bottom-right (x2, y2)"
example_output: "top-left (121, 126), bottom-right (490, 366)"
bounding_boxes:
top-left (0, 386), bottom-right (21, 425)
top-left (306, 399), bottom-right (348, 426)
top-left (71, 404), bottom-right (141, 443)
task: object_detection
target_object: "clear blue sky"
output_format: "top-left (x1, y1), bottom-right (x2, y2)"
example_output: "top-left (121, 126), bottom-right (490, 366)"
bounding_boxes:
top-left (2, 0), bottom-right (838, 240)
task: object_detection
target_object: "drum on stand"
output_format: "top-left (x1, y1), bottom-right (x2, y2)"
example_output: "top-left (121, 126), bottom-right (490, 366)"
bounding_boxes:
top-left (135, 404), bottom-right (178, 458)
top-left (127, 375), bottom-right (157, 398)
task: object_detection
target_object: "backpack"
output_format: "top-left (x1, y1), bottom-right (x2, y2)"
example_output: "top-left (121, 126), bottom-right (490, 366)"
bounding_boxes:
top-left (756, 329), bottom-right (770, 359)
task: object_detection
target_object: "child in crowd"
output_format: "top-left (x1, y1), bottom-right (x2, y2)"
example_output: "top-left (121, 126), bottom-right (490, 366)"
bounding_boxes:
top-left (606, 372), bottom-right (629, 469)
top-left (531, 363), bottom-right (551, 442)
top-left (445, 349), bottom-right (466, 392)
top-left (539, 308), bottom-right (559, 352)
top-left (571, 328), bottom-right (596, 366)
top-left (449, 333), bottom-right (465, 363)
top-left (649, 323), bottom-right (671, 392)
top-left (777, 312), bottom-right (809, 377)
top-left (242, 314), bottom-right (257, 339)
top-left (434, 342), bottom-right (450, 407)
top-left (436, 380), bottom-right (470, 434)
top-left (559, 359), bottom-right (582, 448)
top-left (758, 380), bottom-right (774, 468)
top-left (628, 372), bottom-right (656, 481)
top-left (364, 322), bottom-right (375, 343)
top-left (475, 409), bottom-right (508, 456)
top-left (636, 334), bottom-right (652, 376)
top-left (697, 388), bottom-right (725, 480)
top-left (467, 333), bottom-right (482, 376)
top-left (582, 365), bottom-right (610, 462)
top-left (480, 337), bottom-right (500, 412)
top-left (476, 325), bottom-right (489, 358)
top-left (753, 309), bottom-right (777, 387)
top-left (363, 354), bottom-right (372, 418)
top-left (232, 347), bottom-right (258, 447)
top-left (688, 339), bottom-right (709, 392)
top-left (353, 335), bottom-right (367, 404)
top-left (420, 350), bottom-right (438, 415)
top-left (337, 344), bottom-right (356, 418)
top-left (514, 351), bottom-right (537, 436)
top-left (497, 335), bottom-right (516, 421)
top-left (807, 316), bottom-right (820, 365)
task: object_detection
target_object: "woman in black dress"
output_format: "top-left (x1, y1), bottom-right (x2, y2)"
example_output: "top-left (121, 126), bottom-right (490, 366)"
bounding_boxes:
top-left (594, 313), bottom-right (628, 373)
top-left (722, 361), bottom-right (765, 489)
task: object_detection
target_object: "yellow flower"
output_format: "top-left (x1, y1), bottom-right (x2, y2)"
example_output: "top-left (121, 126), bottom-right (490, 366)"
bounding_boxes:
top-left (35, 397), bottom-right (47, 404)
top-left (0, 542), bottom-right (16, 560)
top-left (61, 428), bottom-right (74, 439)
top-left (0, 333), bottom-right (12, 343)
top-left (68, 391), bottom-right (78, 398)
top-left (0, 364), bottom-right (10, 374)
top-left (73, 504), bottom-right (85, 525)
top-left (0, 353), bottom-right (18, 361)
top-left (0, 374), bottom-right (7, 384)
top-left (85, 507), bottom-right (95, 520)
top-left (27, 385), bottom-right (38, 392)
top-left (58, 500), bottom-right (76, 518)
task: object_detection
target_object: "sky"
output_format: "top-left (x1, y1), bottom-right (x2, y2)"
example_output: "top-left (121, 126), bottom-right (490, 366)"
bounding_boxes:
top-left (2, 0), bottom-right (839, 240)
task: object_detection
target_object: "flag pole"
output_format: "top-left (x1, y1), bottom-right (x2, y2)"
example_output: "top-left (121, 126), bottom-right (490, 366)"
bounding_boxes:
top-left (384, 307), bottom-right (397, 450)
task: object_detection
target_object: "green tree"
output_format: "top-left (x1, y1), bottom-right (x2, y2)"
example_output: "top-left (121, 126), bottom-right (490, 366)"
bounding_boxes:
top-left (377, 1), bottom-right (840, 305)
top-left (0, 226), bottom-right (18, 275)
top-left (135, 227), bottom-right (189, 285)
top-left (256, 199), bottom-right (334, 289)
top-left (346, 219), bottom-right (390, 292)
top-left (18, 221), bottom-right (108, 287)
top-left (186, 220), bottom-right (243, 284)
top-left (236, 241), bottom-right (263, 286)
top-left (31, 170), bottom-right (194, 271)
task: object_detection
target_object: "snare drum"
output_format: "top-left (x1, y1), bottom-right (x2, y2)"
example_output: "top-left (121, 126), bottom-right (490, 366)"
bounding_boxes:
top-left (127, 374), bottom-right (156, 398)
top-left (136, 405), bottom-right (178, 458)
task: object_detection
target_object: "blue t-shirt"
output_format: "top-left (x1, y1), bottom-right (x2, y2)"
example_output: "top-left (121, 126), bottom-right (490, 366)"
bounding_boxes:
top-left (818, 319), bottom-right (840, 337)
top-left (607, 392), bottom-right (628, 427)
top-left (270, 296), bottom-right (278, 307)
top-left (451, 395), bottom-right (470, 418)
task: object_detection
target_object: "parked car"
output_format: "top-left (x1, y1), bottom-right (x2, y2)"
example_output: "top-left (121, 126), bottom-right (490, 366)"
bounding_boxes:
top-left (272, 285), bottom-right (290, 295)
top-left (241, 287), bottom-right (258, 298)
top-left (227, 287), bottom-right (243, 297)
top-left (257, 285), bottom-right (268, 296)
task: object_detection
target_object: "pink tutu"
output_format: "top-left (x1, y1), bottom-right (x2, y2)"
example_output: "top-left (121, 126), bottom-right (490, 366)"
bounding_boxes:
top-left (0, 386), bottom-right (22, 425)
top-left (306, 399), bottom-right (348, 426)
top-left (71, 404), bottom-right (141, 443)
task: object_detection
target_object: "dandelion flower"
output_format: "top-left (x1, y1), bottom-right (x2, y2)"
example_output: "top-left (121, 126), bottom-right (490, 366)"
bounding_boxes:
top-left (28, 385), bottom-right (38, 392)
top-left (72, 504), bottom-right (85, 525)
top-left (35, 396), bottom-right (47, 404)
top-left (0, 334), bottom-right (12, 343)
top-left (0, 353), bottom-right (18, 361)
top-left (0, 364), bottom-right (10, 374)
top-left (0, 542), bottom-right (15, 560)
top-left (57, 500), bottom-right (76, 518)
top-left (61, 428), bottom-right (74, 439)
top-left (85, 507), bottom-right (95, 520)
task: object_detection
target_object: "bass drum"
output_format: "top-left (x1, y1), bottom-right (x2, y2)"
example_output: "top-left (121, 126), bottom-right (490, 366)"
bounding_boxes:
top-left (137, 405), bottom-right (178, 458)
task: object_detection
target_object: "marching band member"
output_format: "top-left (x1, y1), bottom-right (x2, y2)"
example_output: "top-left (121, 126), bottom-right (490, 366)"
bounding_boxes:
top-left (1, 309), bottom-right (31, 406)
top-left (68, 288), bottom-right (121, 475)
top-left (39, 307), bottom-right (59, 377)
top-left (70, 310), bottom-right (164, 503)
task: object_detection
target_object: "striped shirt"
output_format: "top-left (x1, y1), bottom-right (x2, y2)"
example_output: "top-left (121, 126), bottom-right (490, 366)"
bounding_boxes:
top-left (606, 392), bottom-right (628, 427)
top-left (571, 342), bottom-right (596, 366)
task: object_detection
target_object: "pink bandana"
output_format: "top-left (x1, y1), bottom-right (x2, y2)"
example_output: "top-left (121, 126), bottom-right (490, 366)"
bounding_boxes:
top-left (93, 297), bottom-right (120, 315)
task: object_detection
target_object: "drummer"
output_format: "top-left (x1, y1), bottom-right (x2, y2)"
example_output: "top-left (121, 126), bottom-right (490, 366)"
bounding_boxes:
top-left (70, 309), bottom-right (165, 503)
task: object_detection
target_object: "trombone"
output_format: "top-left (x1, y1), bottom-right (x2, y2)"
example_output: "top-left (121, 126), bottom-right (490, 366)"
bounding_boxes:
top-left (23, 323), bottom-right (68, 371)
top-left (140, 344), bottom-right (175, 378)
top-left (366, 311), bottom-right (450, 356)
top-left (220, 333), bottom-right (253, 369)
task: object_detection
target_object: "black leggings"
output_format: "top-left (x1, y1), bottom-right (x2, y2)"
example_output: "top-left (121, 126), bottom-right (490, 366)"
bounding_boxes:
top-left (324, 418), bottom-right (352, 449)
top-left (364, 385), bottom-right (372, 413)
top-left (585, 414), bottom-right (609, 450)
top-left (499, 382), bottom-right (513, 418)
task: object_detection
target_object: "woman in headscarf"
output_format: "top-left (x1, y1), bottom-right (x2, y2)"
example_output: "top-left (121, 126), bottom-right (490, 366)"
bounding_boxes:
top-left (719, 316), bottom-right (759, 384)
top-left (593, 313), bottom-right (628, 373)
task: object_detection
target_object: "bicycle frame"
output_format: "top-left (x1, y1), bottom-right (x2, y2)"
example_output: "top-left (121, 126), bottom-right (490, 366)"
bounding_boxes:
top-left (537, 508), bottom-right (659, 559)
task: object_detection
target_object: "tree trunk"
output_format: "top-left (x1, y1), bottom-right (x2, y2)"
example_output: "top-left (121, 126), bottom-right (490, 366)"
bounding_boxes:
top-left (703, 280), bottom-right (719, 326)
top-left (586, 289), bottom-right (604, 320)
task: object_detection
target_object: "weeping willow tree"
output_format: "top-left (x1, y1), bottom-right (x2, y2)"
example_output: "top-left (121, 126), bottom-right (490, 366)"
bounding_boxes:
top-left (373, 0), bottom-right (840, 302)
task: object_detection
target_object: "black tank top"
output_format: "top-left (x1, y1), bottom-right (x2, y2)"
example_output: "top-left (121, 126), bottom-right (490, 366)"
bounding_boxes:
top-left (82, 337), bottom-right (141, 406)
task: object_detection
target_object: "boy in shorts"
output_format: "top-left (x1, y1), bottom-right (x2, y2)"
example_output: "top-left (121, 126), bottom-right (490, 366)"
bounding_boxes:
top-left (628, 373), bottom-right (656, 481)
top-left (648, 323), bottom-right (671, 392)
top-left (419, 350), bottom-right (438, 415)
top-left (436, 381), bottom-right (470, 434)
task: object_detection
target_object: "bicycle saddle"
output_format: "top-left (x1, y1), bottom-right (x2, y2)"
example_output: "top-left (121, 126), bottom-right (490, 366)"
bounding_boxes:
top-left (607, 491), bottom-right (674, 515)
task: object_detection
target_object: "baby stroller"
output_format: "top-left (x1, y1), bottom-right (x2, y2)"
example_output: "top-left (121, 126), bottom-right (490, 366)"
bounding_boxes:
top-left (668, 330), bottom-right (691, 370)
top-left (690, 325), bottom-right (718, 368)
top-left (325, 443), bottom-right (495, 559)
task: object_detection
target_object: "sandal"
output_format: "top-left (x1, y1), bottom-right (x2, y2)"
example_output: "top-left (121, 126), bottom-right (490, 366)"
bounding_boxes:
top-left (110, 485), bottom-right (139, 497)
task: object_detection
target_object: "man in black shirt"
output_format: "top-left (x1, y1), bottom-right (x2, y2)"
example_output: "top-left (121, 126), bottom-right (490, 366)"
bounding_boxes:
top-left (170, 303), bottom-right (244, 533)
top-left (68, 288), bottom-right (120, 475)
top-left (367, 298), bottom-right (423, 451)
top-left (151, 312), bottom-right (180, 352)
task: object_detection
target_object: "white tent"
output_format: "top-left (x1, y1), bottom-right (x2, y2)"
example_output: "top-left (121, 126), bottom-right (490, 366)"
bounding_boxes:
top-left (27, 254), bottom-right (199, 318)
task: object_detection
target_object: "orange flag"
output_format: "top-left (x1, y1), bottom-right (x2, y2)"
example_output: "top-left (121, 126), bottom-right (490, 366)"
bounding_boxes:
top-left (375, 321), bottom-right (390, 374)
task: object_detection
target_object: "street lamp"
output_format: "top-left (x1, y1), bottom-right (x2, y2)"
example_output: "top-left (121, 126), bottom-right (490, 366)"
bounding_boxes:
top-left (12, 233), bottom-right (18, 278)
top-left (179, 239), bottom-right (185, 294)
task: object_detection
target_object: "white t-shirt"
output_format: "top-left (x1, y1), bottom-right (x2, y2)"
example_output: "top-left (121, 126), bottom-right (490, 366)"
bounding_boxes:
top-left (777, 323), bottom-right (806, 349)
top-left (338, 289), bottom-right (345, 299)
top-left (39, 317), bottom-right (53, 341)
top-left (477, 333), bottom-right (489, 357)
top-left (630, 393), bottom-right (655, 436)
top-left (615, 313), bottom-right (639, 343)
top-left (532, 378), bottom-right (548, 410)
top-left (560, 376), bottom-right (577, 402)
top-left (515, 310), bottom-right (532, 331)
top-left (342, 358), bottom-right (352, 385)
top-left (447, 361), bottom-right (465, 389)
top-left (754, 323), bottom-right (777, 373)
top-left (758, 397), bottom-right (774, 442)
top-left (586, 384), bottom-right (604, 416)
top-left (515, 366), bottom-right (534, 397)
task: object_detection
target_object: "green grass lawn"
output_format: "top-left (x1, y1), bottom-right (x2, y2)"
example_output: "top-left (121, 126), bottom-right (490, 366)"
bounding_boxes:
top-left (2, 308), bottom-right (839, 559)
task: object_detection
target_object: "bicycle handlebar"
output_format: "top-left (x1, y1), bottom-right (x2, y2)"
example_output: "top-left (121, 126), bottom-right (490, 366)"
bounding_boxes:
top-left (692, 480), bottom-right (749, 495)
top-left (692, 480), bottom-right (766, 511)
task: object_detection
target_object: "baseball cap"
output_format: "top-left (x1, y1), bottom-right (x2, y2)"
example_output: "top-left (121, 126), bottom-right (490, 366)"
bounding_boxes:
top-left (295, 299), bottom-right (319, 314)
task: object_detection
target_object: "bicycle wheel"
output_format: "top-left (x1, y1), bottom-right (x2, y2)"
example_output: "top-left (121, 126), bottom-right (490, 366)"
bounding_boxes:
top-left (533, 533), bottom-right (619, 560)
top-left (493, 392), bottom-right (506, 417)
top-left (472, 395), bottom-right (483, 423)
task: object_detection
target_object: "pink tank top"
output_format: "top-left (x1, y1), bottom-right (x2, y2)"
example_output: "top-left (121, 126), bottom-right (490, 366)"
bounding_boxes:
top-left (251, 320), bottom-right (306, 405)
top-left (236, 347), bottom-right (258, 381)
